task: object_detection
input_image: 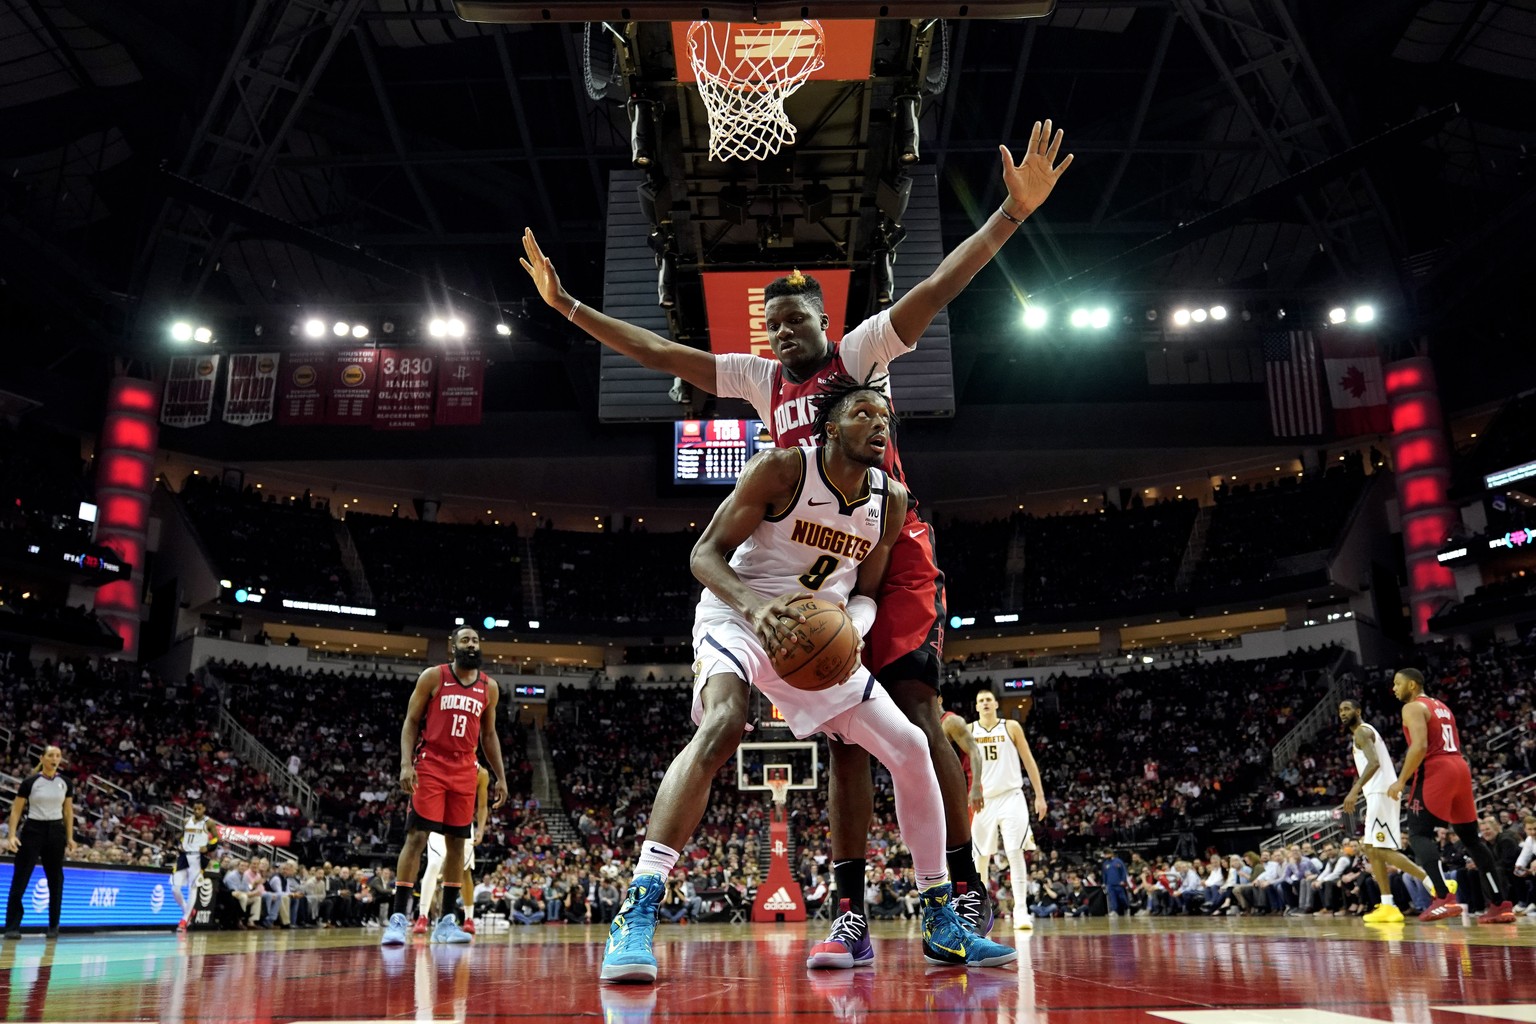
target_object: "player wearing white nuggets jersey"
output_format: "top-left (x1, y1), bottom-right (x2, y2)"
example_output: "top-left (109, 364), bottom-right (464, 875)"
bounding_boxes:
top-left (600, 381), bottom-right (1017, 984)
top-left (171, 801), bottom-right (217, 931)
top-left (968, 690), bottom-right (1047, 931)
top-left (1339, 699), bottom-right (1434, 924)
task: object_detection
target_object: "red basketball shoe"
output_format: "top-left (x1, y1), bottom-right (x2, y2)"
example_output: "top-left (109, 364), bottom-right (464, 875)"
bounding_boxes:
top-left (460, 918), bottom-right (476, 935)
top-left (412, 915), bottom-right (430, 935)
top-left (1477, 901), bottom-right (1516, 925)
top-left (1418, 894), bottom-right (1462, 922)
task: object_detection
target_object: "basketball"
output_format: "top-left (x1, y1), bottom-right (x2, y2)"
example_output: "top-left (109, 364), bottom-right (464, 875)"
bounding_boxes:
top-left (768, 596), bottom-right (860, 691)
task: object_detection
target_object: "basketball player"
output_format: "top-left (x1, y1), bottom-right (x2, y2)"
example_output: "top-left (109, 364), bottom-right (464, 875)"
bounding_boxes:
top-left (171, 801), bottom-right (218, 933)
top-left (381, 626), bottom-right (509, 946)
top-left (1385, 668), bottom-right (1515, 924)
top-left (413, 765), bottom-right (490, 936)
top-left (1337, 699), bottom-right (1435, 924)
top-left (968, 689), bottom-right (1047, 930)
top-left (600, 381), bottom-right (1017, 983)
top-left (523, 120), bottom-right (1074, 936)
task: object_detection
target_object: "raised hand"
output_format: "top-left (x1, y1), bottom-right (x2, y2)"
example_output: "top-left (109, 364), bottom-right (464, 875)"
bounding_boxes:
top-left (1000, 120), bottom-right (1074, 216)
top-left (519, 228), bottom-right (573, 314)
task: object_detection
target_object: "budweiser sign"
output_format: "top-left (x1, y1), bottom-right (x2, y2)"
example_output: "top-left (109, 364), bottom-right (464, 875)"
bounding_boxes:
top-left (216, 826), bottom-right (292, 847)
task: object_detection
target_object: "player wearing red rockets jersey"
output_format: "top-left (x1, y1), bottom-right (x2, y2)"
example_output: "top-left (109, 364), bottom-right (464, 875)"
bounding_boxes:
top-left (1386, 668), bottom-right (1514, 924)
top-left (380, 626), bottom-right (510, 945)
top-left (521, 119), bottom-right (1073, 934)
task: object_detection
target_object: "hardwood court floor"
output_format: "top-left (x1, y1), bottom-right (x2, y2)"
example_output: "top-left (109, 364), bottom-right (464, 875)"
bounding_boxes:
top-left (3, 914), bottom-right (1536, 1023)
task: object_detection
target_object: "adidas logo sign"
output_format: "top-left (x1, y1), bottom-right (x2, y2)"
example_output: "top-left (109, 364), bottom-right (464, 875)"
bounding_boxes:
top-left (763, 887), bottom-right (798, 911)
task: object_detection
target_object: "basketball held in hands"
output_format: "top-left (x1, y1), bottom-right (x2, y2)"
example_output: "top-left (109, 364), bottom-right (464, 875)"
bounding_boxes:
top-left (768, 596), bottom-right (860, 691)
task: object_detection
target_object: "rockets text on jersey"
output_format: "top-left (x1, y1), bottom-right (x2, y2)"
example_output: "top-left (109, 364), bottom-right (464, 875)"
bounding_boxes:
top-left (420, 665), bottom-right (490, 766)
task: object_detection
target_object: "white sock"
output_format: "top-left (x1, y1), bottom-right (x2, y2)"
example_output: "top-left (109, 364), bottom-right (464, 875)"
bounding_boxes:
top-left (1380, 894), bottom-right (1395, 906)
top-left (1006, 848), bottom-right (1029, 916)
top-left (635, 840), bottom-right (680, 880)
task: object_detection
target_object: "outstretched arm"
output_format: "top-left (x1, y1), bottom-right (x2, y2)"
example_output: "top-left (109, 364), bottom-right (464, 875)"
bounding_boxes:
top-left (886, 120), bottom-right (1073, 346)
top-left (520, 229), bottom-right (719, 394)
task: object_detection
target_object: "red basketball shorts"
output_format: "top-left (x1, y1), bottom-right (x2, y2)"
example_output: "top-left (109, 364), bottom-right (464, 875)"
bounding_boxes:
top-left (1409, 756), bottom-right (1476, 827)
top-left (410, 757), bottom-right (477, 835)
top-left (863, 508), bottom-right (945, 690)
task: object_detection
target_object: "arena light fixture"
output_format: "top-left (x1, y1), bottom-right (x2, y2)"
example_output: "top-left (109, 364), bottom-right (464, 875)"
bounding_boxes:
top-left (351, 324), bottom-right (369, 339)
top-left (333, 321), bottom-right (350, 337)
top-left (496, 323), bottom-right (513, 336)
top-left (428, 318), bottom-right (448, 338)
top-left (1353, 304), bottom-right (1376, 323)
top-left (304, 318), bottom-right (326, 338)
top-left (170, 321), bottom-right (194, 342)
top-left (447, 317), bottom-right (466, 338)
top-left (1089, 307), bottom-right (1111, 329)
top-left (1021, 305), bottom-right (1049, 331)
top-left (1191, 308), bottom-right (1208, 323)
top-left (1172, 309), bottom-right (1192, 327)
top-left (193, 326), bottom-right (213, 343)
top-left (1328, 306), bottom-right (1347, 324)
top-left (1209, 305), bottom-right (1228, 321)
top-left (1069, 308), bottom-right (1091, 329)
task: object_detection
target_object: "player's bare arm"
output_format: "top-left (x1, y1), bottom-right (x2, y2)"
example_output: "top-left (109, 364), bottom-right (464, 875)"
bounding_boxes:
top-left (690, 448), bottom-right (810, 652)
top-left (940, 713), bottom-right (987, 813)
top-left (1006, 720), bottom-right (1048, 818)
top-left (474, 767), bottom-right (491, 844)
top-left (887, 120), bottom-right (1073, 346)
top-left (849, 480), bottom-right (909, 602)
top-left (1387, 702), bottom-right (1429, 801)
top-left (1342, 725), bottom-right (1380, 814)
top-left (479, 678), bottom-right (509, 809)
top-left (520, 228), bottom-right (719, 394)
top-left (399, 666), bottom-right (440, 796)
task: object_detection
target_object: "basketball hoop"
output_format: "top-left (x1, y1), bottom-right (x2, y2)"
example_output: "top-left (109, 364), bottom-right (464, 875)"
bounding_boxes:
top-left (766, 777), bottom-right (790, 807)
top-left (686, 20), bottom-right (827, 162)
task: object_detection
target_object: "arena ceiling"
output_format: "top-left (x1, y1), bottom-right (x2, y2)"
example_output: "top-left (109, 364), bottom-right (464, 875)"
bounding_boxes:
top-left (1, 0), bottom-right (1532, 505)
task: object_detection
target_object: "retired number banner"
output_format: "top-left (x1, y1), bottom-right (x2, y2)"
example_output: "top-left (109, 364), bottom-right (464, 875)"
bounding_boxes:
top-left (373, 349), bottom-right (436, 431)
top-left (325, 348), bottom-right (377, 425)
top-left (435, 349), bottom-right (485, 426)
top-left (161, 355), bottom-right (221, 428)
top-left (223, 353), bottom-right (279, 427)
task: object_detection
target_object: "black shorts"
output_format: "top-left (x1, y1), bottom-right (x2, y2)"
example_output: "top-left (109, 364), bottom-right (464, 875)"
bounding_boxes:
top-left (406, 808), bottom-right (472, 839)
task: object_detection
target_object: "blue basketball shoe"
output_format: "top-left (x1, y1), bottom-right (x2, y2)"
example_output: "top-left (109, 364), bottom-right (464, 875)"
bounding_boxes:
top-left (920, 883), bottom-right (1018, 968)
top-left (380, 912), bottom-right (409, 946)
top-left (431, 914), bottom-right (472, 944)
top-left (601, 873), bottom-right (664, 983)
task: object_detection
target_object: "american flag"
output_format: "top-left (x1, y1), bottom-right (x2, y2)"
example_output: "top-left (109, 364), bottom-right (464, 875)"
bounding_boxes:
top-left (1262, 329), bottom-right (1324, 437)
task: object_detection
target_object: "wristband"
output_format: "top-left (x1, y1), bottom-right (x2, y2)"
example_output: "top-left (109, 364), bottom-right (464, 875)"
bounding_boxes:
top-left (567, 299), bottom-right (582, 321)
top-left (847, 595), bottom-right (877, 637)
top-left (999, 206), bottom-right (1024, 225)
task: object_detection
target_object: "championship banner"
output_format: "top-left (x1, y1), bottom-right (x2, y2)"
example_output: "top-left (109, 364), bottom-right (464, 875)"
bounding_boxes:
top-left (435, 349), bottom-right (485, 426)
top-left (160, 355), bottom-right (220, 428)
top-left (325, 348), bottom-right (377, 425)
top-left (276, 355), bottom-right (327, 426)
top-left (223, 352), bottom-right (279, 427)
top-left (373, 349), bottom-right (437, 431)
top-left (217, 825), bottom-right (292, 847)
top-left (701, 269), bottom-right (852, 358)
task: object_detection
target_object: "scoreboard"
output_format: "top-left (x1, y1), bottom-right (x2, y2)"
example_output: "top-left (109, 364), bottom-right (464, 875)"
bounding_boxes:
top-left (672, 419), bottom-right (774, 486)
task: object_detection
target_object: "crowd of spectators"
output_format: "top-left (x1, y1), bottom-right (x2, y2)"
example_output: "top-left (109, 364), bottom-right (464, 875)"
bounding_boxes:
top-left (1194, 462), bottom-right (1367, 591)
top-left (209, 658), bottom-right (534, 863)
top-left (530, 527), bottom-right (700, 627)
top-left (346, 512), bottom-right (524, 619)
top-left (177, 474), bottom-right (353, 603)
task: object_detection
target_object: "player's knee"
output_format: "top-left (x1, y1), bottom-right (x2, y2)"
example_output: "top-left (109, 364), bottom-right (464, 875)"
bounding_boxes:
top-left (694, 706), bottom-right (747, 765)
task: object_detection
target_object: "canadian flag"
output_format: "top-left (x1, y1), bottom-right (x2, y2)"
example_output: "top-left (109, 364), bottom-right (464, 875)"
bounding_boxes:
top-left (1319, 333), bottom-right (1390, 437)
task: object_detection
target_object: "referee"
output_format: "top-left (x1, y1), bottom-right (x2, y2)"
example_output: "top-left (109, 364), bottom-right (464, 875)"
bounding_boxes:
top-left (5, 745), bottom-right (77, 938)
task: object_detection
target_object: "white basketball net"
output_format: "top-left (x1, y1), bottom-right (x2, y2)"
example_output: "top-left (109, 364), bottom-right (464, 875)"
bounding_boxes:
top-left (766, 778), bottom-right (790, 806)
top-left (687, 20), bottom-right (827, 163)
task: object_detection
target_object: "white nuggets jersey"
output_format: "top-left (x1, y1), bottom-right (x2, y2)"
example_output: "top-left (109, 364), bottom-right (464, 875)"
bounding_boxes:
top-left (693, 447), bottom-right (889, 738)
top-left (1352, 724), bottom-right (1397, 795)
top-left (698, 447), bottom-right (889, 616)
top-left (182, 814), bottom-right (214, 853)
top-left (970, 720), bottom-right (1024, 799)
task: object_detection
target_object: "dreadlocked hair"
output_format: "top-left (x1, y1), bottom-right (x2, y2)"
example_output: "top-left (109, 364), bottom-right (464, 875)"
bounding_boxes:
top-left (763, 268), bottom-right (824, 312)
top-left (809, 372), bottom-right (895, 445)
